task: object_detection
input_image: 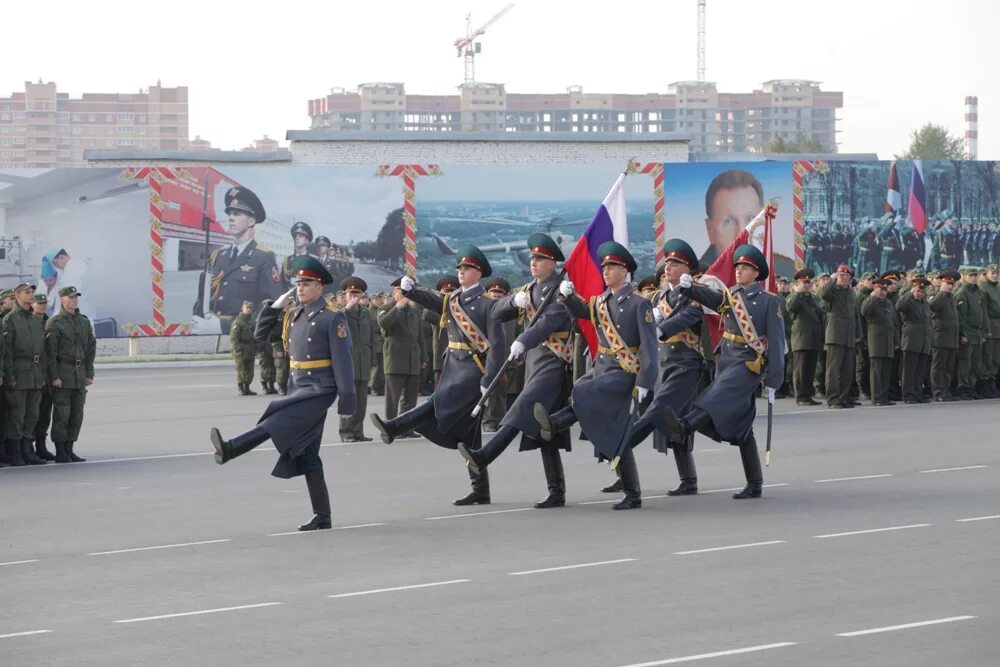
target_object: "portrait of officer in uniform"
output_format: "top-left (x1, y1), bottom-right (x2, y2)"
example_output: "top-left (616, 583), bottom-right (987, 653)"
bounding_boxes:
top-left (700, 169), bottom-right (765, 267)
top-left (190, 186), bottom-right (282, 335)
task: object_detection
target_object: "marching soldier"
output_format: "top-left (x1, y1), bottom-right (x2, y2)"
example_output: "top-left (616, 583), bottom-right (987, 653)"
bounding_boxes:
top-left (459, 234), bottom-right (575, 508)
top-left (3, 283), bottom-right (49, 466)
top-left (281, 221), bottom-right (317, 290)
top-left (861, 276), bottom-right (898, 406)
top-left (955, 267), bottom-right (986, 399)
top-left (423, 276), bottom-right (460, 388)
top-left (210, 256), bottom-right (356, 531)
top-left (620, 239), bottom-right (706, 496)
top-left (370, 246), bottom-right (507, 507)
top-left (661, 245), bottom-right (786, 500)
top-left (820, 265), bottom-right (861, 409)
top-left (533, 241), bottom-right (658, 510)
top-left (897, 274), bottom-right (932, 403)
top-left (31, 293), bottom-right (57, 461)
top-left (978, 265), bottom-right (1000, 397)
top-left (481, 276), bottom-right (516, 432)
top-left (44, 286), bottom-right (96, 463)
top-left (929, 271), bottom-right (961, 401)
top-left (194, 186), bottom-right (282, 335)
top-left (338, 276), bottom-right (375, 442)
top-left (378, 277), bottom-right (424, 428)
top-left (786, 268), bottom-right (824, 405)
top-left (230, 301), bottom-right (258, 396)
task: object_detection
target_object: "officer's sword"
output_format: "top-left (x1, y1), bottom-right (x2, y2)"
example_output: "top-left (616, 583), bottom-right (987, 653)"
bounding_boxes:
top-left (765, 388), bottom-right (774, 467)
top-left (471, 267), bottom-right (567, 418)
top-left (610, 393), bottom-right (642, 472)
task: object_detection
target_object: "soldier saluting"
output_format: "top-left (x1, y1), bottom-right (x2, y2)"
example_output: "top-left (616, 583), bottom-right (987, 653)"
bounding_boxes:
top-left (370, 246), bottom-right (507, 507)
top-left (662, 245), bottom-right (786, 500)
top-left (459, 233), bottom-right (575, 509)
top-left (533, 241), bottom-right (658, 510)
top-left (210, 256), bottom-right (356, 531)
top-left (191, 186), bottom-right (282, 335)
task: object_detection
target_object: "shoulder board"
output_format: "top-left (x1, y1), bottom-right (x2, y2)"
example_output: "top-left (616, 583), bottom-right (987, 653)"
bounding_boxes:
top-left (325, 303), bottom-right (341, 313)
top-left (210, 248), bottom-right (222, 262)
top-left (256, 243), bottom-right (273, 254)
top-left (520, 283), bottom-right (531, 292)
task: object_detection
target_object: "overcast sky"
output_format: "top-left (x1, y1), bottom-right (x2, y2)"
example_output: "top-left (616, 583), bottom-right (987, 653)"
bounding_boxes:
top-left (2, 0), bottom-right (995, 158)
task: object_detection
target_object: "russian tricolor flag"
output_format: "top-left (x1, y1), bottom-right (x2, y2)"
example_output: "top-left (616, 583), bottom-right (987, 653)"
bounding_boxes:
top-left (564, 173), bottom-right (629, 358)
top-left (908, 160), bottom-right (927, 234)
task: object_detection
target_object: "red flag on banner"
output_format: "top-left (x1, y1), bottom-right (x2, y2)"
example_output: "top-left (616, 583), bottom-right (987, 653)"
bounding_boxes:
top-left (697, 199), bottom-right (779, 350)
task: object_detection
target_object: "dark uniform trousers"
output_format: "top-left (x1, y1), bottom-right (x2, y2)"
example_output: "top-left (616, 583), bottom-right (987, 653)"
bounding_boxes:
top-left (825, 344), bottom-right (855, 406)
top-left (792, 350), bottom-right (819, 401)
top-left (34, 385), bottom-right (54, 443)
top-left (385, 373), bottom-right (418, 420)
top-left (870, 355), bottom-right (893, 404)
top-left (370, 353), bottom-right (385, 394)
top-left (339, 380), bottom-right (369, 438)
top-left (902, 352), bottom-right (930, 401)
top-left (7, 389), bottom-right (42, 440)
top-left (957, 341), bottom-right (984, 393)
top-left (51, 388), bottom-right (87, 443)
top-left (855, 345), bottom-right (871, 397)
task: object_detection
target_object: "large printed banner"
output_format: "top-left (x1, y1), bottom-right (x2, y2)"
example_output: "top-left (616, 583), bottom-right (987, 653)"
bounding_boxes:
top-left (0, 160), bottom-right (995, 336)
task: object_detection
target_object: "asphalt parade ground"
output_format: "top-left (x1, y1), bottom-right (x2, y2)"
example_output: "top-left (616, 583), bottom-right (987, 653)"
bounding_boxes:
top-left (2, 367), bottom-right (998, 666)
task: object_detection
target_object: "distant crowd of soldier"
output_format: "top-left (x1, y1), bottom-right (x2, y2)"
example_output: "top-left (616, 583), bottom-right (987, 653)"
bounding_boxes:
top-left (771, 263), bottom-right (1000, 407)
top-left (803, 212), bottom-right (1000, 277)
top-left (0, 282), bottom-right (96, 468)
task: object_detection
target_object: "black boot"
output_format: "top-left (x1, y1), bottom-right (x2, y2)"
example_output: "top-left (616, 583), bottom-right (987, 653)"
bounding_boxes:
top-left (66, 441), bottom-right (86, 463)
top-left (733, 435), bottom-right (763, 500)
top-left (625, 420), bottom-right (656, 450)
top-left (601, 478), bottom-right (623, 493)
top-left (668, 446), bottom-right (698, 496)
top-left (278, 381), bottom-right (288, 395)
top-left (453, 466), bottom-right (490, 506)
top-left (535, 446), bottom-right (566, 508)
top-left (6, 438), bottom-right (25, 466)
top-left (35, 437), bottom-right (57, 461)
top-left (458, 424), bottom-right (517, 474)
top-left (662, 407), bottom-right (695, 444)
top-left (612, 448), bottom-right (642, 510)
top-left (534, 404), bottom-right (577, 442)
top-left (21, 438), bottom-right (46, 465)
top-left (54, 442), bottom-right (72, 463)
top-left (210, 426), bottom-right (269, 464)
top-left (370, 400), bottom-right (434, 445)
top-left (298, 470), bottom-right (333, 531)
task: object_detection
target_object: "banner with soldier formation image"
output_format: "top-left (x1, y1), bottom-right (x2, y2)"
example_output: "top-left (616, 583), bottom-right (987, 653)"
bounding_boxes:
top-left (0, 160), bottom-right (995, 336)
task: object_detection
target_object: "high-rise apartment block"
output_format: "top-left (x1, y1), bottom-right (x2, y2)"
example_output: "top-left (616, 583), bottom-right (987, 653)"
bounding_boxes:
top-left (307, 80), bottom-right (843, 153)
top-left (0, 80), bottom-right (189, 167)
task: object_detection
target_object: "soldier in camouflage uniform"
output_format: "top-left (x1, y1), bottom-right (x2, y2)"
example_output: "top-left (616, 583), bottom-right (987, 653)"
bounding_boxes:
top-left (0, 288), bottom-right (11, 466)
top-left (44, 286), bottom-right (96, 463)
top-left (31, 293), bottom-right (57, 461)
top-left (3, 283), bottom-right (49, 466)
top-left (256, 302), bottom-right (278, 395)
top-left (230, 301), bottom-right (258, 396)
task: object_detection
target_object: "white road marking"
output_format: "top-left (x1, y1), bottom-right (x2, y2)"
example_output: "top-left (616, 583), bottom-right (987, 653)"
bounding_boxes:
top-left (836, 615), bottom-right (977, 637)
top-left (700, 483), bottom-right (789, 495)
top-left (919, 465), bottom-right (987, 473)
top-left (815, 474), bottom-right (894, 483)
top-left (955, 515), bottom-right (1000, 523)
top-left (0, 630), bottom-right (53, 640)
top-left (509, 558), bottom-right (637, 576)
top-left (616, 641), bottom-right (797, 666)
top-left (0, 559), bottom-right (40, 567)
top-left (814, 523), bottom-right (930, 539)
top-left (88, 538), bottom-right (232, 556)
top-left (267, 523), bottom-right (384, 537)
top-left (114, 602), bottom-right (282, 624)
top-left (328, 579), bottom-right (469, 599)
top-left (673, 540), bottom-right (786, 556)
top-left (33, 441), bottom-right (358, 466)
top-left (424, 507), bottom-right (535, 520)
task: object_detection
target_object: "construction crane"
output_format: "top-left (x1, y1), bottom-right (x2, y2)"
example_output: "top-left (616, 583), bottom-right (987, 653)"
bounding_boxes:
top-left (454, 3), bottom-right (514, 84)
top-left (697, 0), bottom-right (706, 81)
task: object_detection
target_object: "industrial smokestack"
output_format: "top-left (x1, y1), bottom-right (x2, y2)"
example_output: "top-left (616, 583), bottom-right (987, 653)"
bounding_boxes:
top-left (965, 95), bottom-right (978, 159)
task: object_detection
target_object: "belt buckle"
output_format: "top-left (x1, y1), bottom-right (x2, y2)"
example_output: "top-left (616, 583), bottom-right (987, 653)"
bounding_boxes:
top-left (32, 355), bottom-right (40, 363)
top-left (75, 360), bottom-right (83, 366)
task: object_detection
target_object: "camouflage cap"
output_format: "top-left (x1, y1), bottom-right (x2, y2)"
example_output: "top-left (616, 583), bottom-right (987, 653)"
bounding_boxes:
top-left (960, 266), bottom-right (981, 275)
top-left (0, 288), bottom-right (13, 300)
top-left (242, 300), bottom-right (254, 308)
top-left (985, 264), bottom-right (999, 273)
top-left (34, 293), bottom-right (48, 304)
top-left (15, 282), bottom-right (37, 294)
top-left (58, 285), bottom-right (82, 297)
top-left (860, 271), bottom-right (878, 280)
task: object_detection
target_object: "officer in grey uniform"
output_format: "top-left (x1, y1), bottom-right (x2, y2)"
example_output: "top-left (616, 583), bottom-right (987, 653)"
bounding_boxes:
top-left (210, 256), bottom-right (356, 531)
top-left (662, 244), bottom-right (786, 500)
top-left (459, 233), bottom-right (575, 509)
top-left (370, 246), bottom-right (506, 506)
top-left (622, 239), bottom-right (706, 496)
top-left (534, 241), bottom-right (658, 510)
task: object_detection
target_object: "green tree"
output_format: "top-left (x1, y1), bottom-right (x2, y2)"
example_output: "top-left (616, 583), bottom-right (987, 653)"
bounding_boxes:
top-left (765, 133), bottom-right (824, 153)
top-left (896, 123), bottom-right (967, 160)
top-left (375, 207), bottom-right (405, 268)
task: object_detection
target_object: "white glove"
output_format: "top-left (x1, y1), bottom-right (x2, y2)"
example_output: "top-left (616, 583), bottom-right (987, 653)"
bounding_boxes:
top-left (559, 280), bottom-right (575, 297)
top-left (653, 307), bottom-right (664, 323)
top-left (271, 287), bottom-right (296, 310)
top-left (766, 387), bottom-right (777, 403)
top-left (636, 387), bottom-right (650, 403)
top-left (400, 275), bottom-right (415, 292)
top-left (679, 273), bottom-right (693, 289)
top-left (189, 314), bottom-right (222, 335)
top-left (480, 385), bottom-right (489, 397)
top-left (508, 341), bottom-right (526, 360)
top-left (513, 291), bottom-right (529, 308)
